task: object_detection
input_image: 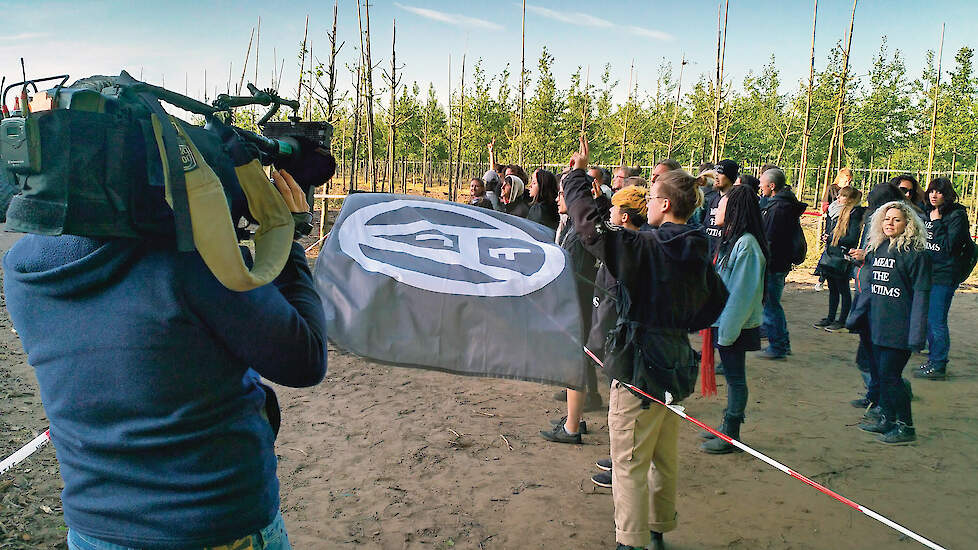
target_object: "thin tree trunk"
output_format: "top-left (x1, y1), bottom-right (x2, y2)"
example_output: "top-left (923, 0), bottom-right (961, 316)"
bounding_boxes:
top-left (362, 1), bottom-right (377, 191)
top-left (620, 60), bottom-right (634, 165)
top-left (447, 55), bottom-right (453, 197)
top-left (796, 0), bottom-right (818, 197)
top-left (817, 0), bottom-right (857, 247)
top-left (349, 60), bottom-right (363, 193)
top-left (454, 54), bottom-right (467, 202)
top-left (387, 18), bottom-right (398, 192)
top-left (927, 22), bottom-right (945, 184)
top-left (667, 55), bottom-right (686, 158)
top-left (326, 0), bottom-right (341, 121)
top-left (297, 16), bottom-right (309, 103)
top-left (518, 0), bottom-right (526, 166)
top-left (238, 27), bottom-right (255, 95)
top-left (711, 0), bottom-right (729, 162)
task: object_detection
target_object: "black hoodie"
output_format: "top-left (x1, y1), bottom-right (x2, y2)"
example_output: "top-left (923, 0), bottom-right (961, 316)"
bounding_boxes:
top-left (563, 168), bottom-right (728, 399)
top-left (924, 201), bottom-right (970, 285)
top-left (761, 187), bottom-right (808, 273)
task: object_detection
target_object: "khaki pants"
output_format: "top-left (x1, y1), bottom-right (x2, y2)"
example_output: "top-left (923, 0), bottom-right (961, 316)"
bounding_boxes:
top-left (609, 381), bottom-right (679, 547)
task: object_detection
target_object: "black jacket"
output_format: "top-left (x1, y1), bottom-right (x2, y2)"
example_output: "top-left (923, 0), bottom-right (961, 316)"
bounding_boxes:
top-left (528, 200), bottom-right (560, 230)
top-left (564, 168), bottom-right (728, 399)
top-left (761, 187), bottom-right (808, 273)
top-left (499, 197), bottom-right (529, 218)
top-left (848, 241), bottom-right (931, 350)
top-left (558, 218), bottom-right (599, 338)
top-left (924, 202), bottom-right (970, 285)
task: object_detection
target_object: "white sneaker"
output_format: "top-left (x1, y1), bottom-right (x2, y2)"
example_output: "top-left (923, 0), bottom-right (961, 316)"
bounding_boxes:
top-left (814, 282), bottom-right (824, 292)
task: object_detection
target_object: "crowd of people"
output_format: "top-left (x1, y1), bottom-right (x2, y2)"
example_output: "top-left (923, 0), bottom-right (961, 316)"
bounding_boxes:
top-left (467, 135), bottom-right (975, 549)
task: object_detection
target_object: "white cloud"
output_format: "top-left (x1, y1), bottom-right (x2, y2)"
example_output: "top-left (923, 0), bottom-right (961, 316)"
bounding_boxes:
top-left (0, 32), bottom-right (50, 41)
top-left (526, 4), bottom-right (673, 41)
top-left (525, 5), bottom-right (612, 28)
top-left (394, 3), bottom-right (503, 31)
top-left (625, 26), bottom-right (674, 42)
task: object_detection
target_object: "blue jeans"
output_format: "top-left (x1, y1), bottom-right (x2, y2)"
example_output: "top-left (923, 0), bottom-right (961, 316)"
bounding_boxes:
top-left (718, 347), bottom-right (747, 419)
top-left (762, 272), bottom-right (790, 355)
top-left (926, 284), bottom-right (957, 369)
top-left (68, 512), bottom-right (291, 550)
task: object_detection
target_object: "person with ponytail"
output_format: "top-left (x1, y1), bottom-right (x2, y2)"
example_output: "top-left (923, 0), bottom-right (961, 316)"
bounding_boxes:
top-left (848, 201), bottom-right (931, 445)
top-left (915, 177), bottom-right (972, 380)
top-left (562, 135), bottom-right (726, 550)
top-left (701, 184), bottom-right (768, 455)
top-left (814, 186), bottom-right (865, 331)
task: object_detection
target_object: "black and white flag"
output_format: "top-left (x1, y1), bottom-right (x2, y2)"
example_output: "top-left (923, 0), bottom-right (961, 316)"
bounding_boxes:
top-left (315, 194), bottom-right (586, 389)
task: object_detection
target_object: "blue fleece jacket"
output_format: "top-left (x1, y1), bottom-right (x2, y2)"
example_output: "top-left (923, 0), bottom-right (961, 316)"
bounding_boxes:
top-left (712, 233), bottom-right (766, 346)
top-left (2, 236), bottom-right (326, 549)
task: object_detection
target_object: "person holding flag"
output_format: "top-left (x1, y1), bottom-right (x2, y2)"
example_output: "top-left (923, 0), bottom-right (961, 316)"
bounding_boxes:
top-left (562, 135), bottom-right (727, 550)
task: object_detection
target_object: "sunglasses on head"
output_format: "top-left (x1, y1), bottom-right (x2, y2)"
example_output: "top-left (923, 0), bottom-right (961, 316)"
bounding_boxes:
top-left (900, 187), bottom-right (913, 196)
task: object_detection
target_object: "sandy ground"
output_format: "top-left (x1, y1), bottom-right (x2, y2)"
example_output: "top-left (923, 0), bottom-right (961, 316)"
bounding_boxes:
top-left (2, 226), bottom-right (977, 549)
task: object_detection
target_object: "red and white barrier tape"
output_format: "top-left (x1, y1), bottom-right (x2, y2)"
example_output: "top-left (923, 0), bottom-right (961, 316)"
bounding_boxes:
top-left (0, 430), bottom-right (50, 476)
top-left (0, 351), bottom-right (951, 549)
top-left (582, 346), bottom-right (948, 550)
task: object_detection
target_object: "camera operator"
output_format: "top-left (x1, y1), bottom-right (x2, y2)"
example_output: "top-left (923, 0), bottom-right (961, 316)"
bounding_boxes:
top-left (3, 169), bottom-right (326, 549)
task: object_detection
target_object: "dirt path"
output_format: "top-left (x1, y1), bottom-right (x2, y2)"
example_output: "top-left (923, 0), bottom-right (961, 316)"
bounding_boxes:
top-left (2, 228), bottom-right (976, 548)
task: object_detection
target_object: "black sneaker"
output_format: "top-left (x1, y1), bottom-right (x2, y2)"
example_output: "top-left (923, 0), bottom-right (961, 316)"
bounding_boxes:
top-left (878, 423), bottom-right (916, 445)
top-left (592, 471), bottom-right (612, 488)
top-left (824, 321), bottom-right (846, 332)
top-left (813, 317), bottom-right (833, 328)
top-left (850, 397), bottom-right (872, 409)
top-left (858, 416), bottom-right (893, 434)
top-left (595, 458), bottom-right (612, 471)
top-left (862, 406), bottom-right (882, 423)
top-left (913, 364), bottom-right (947, 380)
top-left (539, 423), bottom-right (582, 444)
top-left (550, 416), bottom-right (587, 434)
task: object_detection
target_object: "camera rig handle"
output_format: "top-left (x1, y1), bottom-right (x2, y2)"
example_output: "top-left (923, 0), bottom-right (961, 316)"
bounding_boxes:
top-left (212, 84), bottom-right (300, 126)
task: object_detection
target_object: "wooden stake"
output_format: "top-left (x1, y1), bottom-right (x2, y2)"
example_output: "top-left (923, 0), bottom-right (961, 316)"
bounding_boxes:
top-left (796, 0), bottom-right (818, 197)
top-left (667, 54), bottom-right (687, 158)
top-left (455, 53), bottom-right (467, 201)
top-left (298, 16), bottom-right (309, 101)
top-left (234, 27), bottom-right (255, 95)
top-left (620, 59), bottom-right (634, 166)
top-left (927, 22), bottom-right (945, 184)
top-left (519, 0), bottom-right (526, 166)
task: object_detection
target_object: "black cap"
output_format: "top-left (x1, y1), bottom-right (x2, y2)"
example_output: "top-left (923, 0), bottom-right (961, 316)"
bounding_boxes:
top-left (715, 159), bottom-right (739, 183)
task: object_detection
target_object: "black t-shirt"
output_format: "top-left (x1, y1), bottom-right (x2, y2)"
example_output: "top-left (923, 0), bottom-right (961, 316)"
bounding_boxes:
top-left (857, 242), bottom-right (931, 350)
top-left (705, 189), bottom-right (725, 257)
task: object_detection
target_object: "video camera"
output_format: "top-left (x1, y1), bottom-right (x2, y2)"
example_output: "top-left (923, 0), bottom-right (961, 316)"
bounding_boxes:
top-left (0, 70), bottom-right (335, 244)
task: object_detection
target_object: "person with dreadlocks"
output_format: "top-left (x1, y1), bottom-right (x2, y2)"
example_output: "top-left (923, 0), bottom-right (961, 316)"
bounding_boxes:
top-left (563, 135), bottom-right (727, 550)
top-left (700, 184), bottom-right (768, 455)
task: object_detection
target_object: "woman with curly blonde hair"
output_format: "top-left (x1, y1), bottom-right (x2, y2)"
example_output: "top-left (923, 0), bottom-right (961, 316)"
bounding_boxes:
top-left (847, 200), bottom-right (931, 445)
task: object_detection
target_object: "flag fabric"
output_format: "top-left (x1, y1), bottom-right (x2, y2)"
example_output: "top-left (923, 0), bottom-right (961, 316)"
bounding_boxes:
top-left (314, 193), bottom-right (586, 389)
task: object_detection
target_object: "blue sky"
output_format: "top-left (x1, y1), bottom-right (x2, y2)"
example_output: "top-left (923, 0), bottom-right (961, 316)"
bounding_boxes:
top-left (1, 1), bottom-right (974, 110)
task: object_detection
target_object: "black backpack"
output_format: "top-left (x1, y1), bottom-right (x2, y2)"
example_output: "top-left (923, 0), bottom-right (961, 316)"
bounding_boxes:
top-left (790, 217), bottom-right (808, 265)
top-left (953, 236), bottom-right (978, 285)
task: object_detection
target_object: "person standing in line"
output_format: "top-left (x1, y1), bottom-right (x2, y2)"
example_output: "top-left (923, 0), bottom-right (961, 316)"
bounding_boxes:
top-left (701, 184), bottom-right (768, 455)
top-left (814, 186), bottom-right (865, 331)
top-left (757, 168), bottom-right (806, 360)
top-left (468, 177), bottom-right (495, 210)
top-left (894, 174), bottom-right (927, 212)
top-left (915, 178), bottom-right (971, 380)
top-left (496, 174), bottom-right (529, 218)
top-left (849, 201), bottom-right (931, 445)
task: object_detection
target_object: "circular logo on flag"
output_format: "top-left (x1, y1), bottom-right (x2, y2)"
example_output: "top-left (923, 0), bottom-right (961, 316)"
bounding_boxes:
top-left (337, 199), bottom-right (565, 297)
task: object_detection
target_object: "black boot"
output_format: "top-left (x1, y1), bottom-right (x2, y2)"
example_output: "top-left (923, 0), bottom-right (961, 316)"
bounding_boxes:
top-left (699, 410), bottom-right (727, 440)
top-left (878, 421), bottom-right (916, 445)
top-left (858, 414), bottom-right (894, 434)
top-left (913, 364), bottom-right (947, 380)
top-left (701, 414), bottom-right (743, 454)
